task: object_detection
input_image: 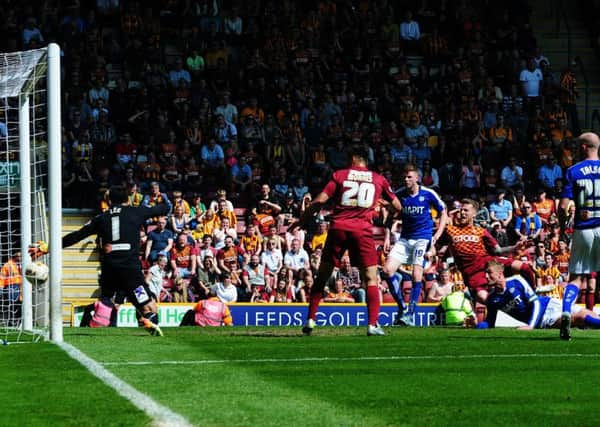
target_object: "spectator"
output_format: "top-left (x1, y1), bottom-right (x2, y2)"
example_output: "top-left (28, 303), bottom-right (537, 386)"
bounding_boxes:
top-left (279, 191), bottom-right (301, 226)
top-left (262, 224), bottom-right (285, 252)
top-left (168, 58), bottom-right (191, 87)
top-left (427, 267), bottom-right (455, 303)
top-left (231, 156), bottom-right (253, 193)
top-left (212, 272), bottom-right (238, 304)
top-left (488, 188), bottom-right (513, 229)
top-left (532, 188), bottom-right (556, 226)
top-left (323, 279), bottom-right (355, 303)
top-left (209, 189), bottom-right (235, 213)
top-left (500, 157), bottom-right (524, 191)
top-left (559, 65), bottom-right (580, 135)
top-left (419, 160), bottom-right (439, 190)
top-left (169, 233), bottom-right (197, 302)
top-left (212, 217), bottom-right (237, 250)
top-left (269, 278), bottom-right (295, 303)
top-left (400, 10), bottom-right (421, 42)
top-left (201, 138), bottom-right (226, 178)
top-left (143, 181), bottom-right (173, 214)
top-left (474, 194), bottom-right (491, 229)
top-left (196, 234), bottom-right (218, 263)
top-left (514, 202), bottom-right (542, 241)
top-left (459, 157), bottom-right (481, 195)
top-left (310, 221), bottom-right (328, 252)
top-left (145, 254), bottom-right (170, 302)
top-left (331, 256), bottom-right (365, 303)
top-left (261, 237), bottom-right (283, 286)
top-left (23, 17), bottom-right (44, 47)
top-left (169, 204), bottom-right (190, 234)
top-left (537, 155), bottom-right (563, 194)
top-left (196, 254), bottom-right (222, 300)
top-left (186, 49), bottom-right (205, 78)
top-left (214, 114), bottom-right (238, 146)
top-left (283, 238), bottom-right (310, 279)
top-left (242, 254), bottom-right (268, 301)
top-left (520, 58), bottom-right (544, 114)
top-left (215, 94), bottom-right (238, 124)
top-left (216, 235), bottom-right (244, 278)
top-left (390, 137), bottom-right (414, 168)
top-left (145, 216), bottom-right (174, 264)
top-left (535, 254), bottom-right (563, 299)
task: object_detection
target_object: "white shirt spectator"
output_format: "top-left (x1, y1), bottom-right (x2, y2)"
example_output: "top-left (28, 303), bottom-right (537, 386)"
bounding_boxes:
top-left (212, 281), bottom-right (237, 303)
top-left (261, 248), bottom-right (283, 273)
top-left (284, 248), bottom-right (310, 271)
top-left (146, 263), bottom-right (167, 299)
top-left (519, 67), bottom-right (543, 97)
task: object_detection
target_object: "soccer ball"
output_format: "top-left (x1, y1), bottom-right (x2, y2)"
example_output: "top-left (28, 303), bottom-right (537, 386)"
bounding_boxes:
top-left (24, 261), bottom-right (49, 283)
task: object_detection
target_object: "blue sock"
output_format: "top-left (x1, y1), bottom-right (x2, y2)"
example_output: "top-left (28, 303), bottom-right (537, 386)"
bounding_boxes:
top-left (562, 284), bottom-right (580, 313)
top-left (584, 315), bottom-right (600, 328)
top-left (385, 272), bottom-right (406, 313)
top-left (408, 281), bottom-right (422, 314)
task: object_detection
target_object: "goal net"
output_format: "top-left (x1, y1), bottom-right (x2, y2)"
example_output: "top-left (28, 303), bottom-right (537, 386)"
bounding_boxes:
top-left (0, 44), bottom-right (62, 344)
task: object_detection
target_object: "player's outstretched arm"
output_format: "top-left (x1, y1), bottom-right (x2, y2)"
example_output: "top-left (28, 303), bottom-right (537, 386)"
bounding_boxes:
top-left (142, 202), bottom-right (170, 221)
top-left (62, 221), bottom-right (97, 248)
top-left (492, 238), bottom-right (530, 256)
top-left (290, 192), bottom-right (329, 231)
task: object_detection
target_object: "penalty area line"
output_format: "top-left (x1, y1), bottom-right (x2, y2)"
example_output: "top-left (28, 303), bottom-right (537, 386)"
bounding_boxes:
top-left (56, 341), bottom-right (194, 427)
top-left (101, 353), bottom-right (600, 366)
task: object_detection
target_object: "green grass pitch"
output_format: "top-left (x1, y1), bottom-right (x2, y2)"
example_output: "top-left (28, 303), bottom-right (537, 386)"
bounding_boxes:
top-left (2, 327), bottom-right (600, 426)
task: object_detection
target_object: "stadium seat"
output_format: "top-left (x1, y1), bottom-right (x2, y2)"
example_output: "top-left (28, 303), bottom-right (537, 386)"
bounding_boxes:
top-left (234, 207), bottom-right (248, 218)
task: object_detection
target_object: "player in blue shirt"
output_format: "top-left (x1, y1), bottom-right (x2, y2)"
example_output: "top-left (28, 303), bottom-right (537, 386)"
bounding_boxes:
top-left (484, 259), bottom-right (600, 331)
top-left (383, 164), bottom-right (448, 326)
top-left (559, 132), bottom-right (600, 339)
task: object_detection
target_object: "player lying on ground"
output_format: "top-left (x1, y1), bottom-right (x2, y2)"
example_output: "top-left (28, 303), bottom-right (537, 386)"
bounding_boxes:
top-left (62, 185), bottom-right (169, 336)
top-left (483, 259), bottom-right (600, 331)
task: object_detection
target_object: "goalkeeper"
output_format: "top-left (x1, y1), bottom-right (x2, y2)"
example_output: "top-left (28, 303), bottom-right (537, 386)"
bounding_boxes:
top-left (439, 282), bottom-right (477, 328)
top-left (62, 185), bottom-right (168, 336)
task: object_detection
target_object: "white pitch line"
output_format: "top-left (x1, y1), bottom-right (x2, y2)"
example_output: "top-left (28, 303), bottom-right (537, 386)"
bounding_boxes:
top-left (101, 353), bottom-right (600, 366)
top-left (57, 341), bottom-right (194, 427)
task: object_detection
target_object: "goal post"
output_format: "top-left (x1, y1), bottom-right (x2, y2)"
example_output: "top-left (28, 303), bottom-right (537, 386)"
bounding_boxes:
top-left (48, 43), bottom-right (62, 342)
top-left (0, 43), bottom-right (62, 344)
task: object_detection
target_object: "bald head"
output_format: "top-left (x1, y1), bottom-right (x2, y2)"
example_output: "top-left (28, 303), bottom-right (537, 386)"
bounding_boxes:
top-left (579, 132), bottom-right (600, 149)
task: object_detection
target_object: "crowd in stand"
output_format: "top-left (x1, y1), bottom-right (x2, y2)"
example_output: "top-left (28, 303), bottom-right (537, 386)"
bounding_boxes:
top-left (4, 0), bottom-right (594, 309)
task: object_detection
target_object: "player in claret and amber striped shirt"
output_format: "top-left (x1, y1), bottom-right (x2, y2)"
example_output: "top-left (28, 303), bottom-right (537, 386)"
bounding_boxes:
top-left (439, 198), bottom-right (533, 303)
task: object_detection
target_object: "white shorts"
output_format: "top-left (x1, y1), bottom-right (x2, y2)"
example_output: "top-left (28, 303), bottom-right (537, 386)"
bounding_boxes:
top-left (540, 298), bottom-right (583, 328)
top-left (388, 238), bottom-right (430, 267)
top-left (569, 228), bottom-right (600, 274)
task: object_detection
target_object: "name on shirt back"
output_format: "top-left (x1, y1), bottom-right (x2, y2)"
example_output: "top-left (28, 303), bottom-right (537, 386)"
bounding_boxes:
top-left (347, 170), bottom-right (373, 182)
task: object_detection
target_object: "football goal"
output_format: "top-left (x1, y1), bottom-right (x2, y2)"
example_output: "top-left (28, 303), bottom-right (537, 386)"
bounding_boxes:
top-left (0, 44), bottom-right (62, 344)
